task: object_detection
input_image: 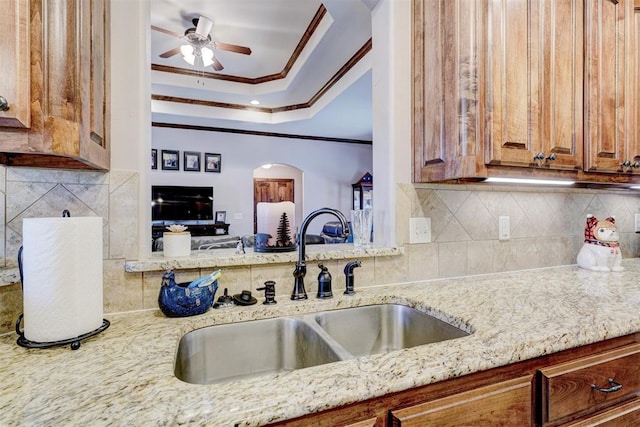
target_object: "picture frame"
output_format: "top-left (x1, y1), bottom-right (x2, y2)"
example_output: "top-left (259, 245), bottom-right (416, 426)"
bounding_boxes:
top-left (215, 211), bottom-right (227, 223)
top-left (204, 153), bottom-right (222, 173)
top-left (183, 151), bottom-right (201, 172)
top-left (151, 149), bottom-right (157, 170)
top-left (161, 149), bottom-right (179, 171)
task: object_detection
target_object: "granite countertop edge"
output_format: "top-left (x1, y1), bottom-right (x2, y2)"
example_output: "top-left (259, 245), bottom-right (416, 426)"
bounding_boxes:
top-left (3, 260), bottom-right (640, 426)
top-left (125, 244), bottom-right (402, 272)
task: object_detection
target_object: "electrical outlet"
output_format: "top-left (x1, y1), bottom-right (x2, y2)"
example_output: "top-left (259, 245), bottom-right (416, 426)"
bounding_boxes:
top-left (635, 214), bottom-right (640, 232)
top-left (409, 217), bottom-right (431, 243)
top-left (499, 216), bottom-right (510, 240)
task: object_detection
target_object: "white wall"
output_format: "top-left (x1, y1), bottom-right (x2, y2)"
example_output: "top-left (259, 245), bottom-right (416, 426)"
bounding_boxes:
top-left (151, 127), bottom-right (373, 236)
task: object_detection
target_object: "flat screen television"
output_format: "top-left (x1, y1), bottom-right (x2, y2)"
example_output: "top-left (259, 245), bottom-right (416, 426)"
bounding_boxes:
top-left (151, 185), bottom-right (214, 223)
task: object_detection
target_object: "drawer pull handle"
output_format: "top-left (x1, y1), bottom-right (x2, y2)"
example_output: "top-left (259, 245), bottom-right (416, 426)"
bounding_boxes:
top-left (591, 378), bottom-right (622, 393)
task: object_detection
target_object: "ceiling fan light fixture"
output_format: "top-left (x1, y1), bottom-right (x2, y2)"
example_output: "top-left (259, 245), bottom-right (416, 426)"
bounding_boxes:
top-left (201, 47), bottom-right (214, 67)
top-left (180, 44), bottom-right (196, 65)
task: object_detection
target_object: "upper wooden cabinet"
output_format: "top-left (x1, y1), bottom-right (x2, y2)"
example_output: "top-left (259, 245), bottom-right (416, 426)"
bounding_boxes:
top-left (0, 0), bottom-right (30, 129)
top-left (413, 0), bottom-right (638, 183)
top-left (485, 0), bottom-right (583, 172)
top-left (584, 0), bottom-right (634, 174)
top-left (0, 0), bottom-right (110, 170)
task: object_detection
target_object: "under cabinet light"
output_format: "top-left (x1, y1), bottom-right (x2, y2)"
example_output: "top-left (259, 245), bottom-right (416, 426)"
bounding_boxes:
top-left (485, 177), bottom-right (575, 186)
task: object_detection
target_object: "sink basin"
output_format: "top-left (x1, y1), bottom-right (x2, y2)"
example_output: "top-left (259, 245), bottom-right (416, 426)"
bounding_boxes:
top-left (175, 304), bottom-right (470, 384)
top-left (175, 317), bottom-right (342, 384)
top-left (314, 304), bottom-right (470, 357)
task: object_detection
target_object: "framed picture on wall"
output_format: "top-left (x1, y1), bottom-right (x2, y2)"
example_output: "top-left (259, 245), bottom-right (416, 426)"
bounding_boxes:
top-left (183, 151), bottom-right (201, 172)
top-left (215, 211), bottom-right (227, 223)
top-left (161, 150), bottom-right (179, 171)
top-left (151, 149), bottom-right (157, 170)
top-left (205, 153), bottom-right (221, 173)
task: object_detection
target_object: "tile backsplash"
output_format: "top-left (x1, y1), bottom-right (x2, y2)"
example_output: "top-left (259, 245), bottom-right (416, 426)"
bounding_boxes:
top-left (396, 183), bottom-right (640, 280)
top-left (1, 168), bottom-right (639, 334)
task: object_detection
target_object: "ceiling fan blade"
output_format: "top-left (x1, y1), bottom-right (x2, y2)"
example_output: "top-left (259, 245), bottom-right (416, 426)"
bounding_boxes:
top-left (151, 25), bottom-right (183, 39)
top-left (214, 41), bottom-right (252, 55)
top-left (159, 46), bottom-right (182, 58)
top-left (211, 56), bottom-right (224, 71)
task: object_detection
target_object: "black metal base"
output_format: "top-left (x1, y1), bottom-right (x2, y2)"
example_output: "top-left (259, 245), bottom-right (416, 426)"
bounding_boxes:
top-left (15, 316), bottom-right (110, 350)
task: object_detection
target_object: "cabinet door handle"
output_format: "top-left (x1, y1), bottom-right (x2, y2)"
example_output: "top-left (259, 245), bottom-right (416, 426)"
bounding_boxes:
top-left (591, 378), bottom-right (622, 393)
top-left (0, 96), bottom-right (9, 112)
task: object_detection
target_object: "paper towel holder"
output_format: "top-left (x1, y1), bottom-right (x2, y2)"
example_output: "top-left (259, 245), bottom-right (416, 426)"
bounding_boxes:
top-left (14, 209), bottom-right (111, 350)
top-left (15, 314), bottom-right (110, 350)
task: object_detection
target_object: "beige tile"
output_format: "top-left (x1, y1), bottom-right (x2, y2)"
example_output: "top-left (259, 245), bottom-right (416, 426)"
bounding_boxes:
top-left (373, 254), bottom-right (408, 285)
top-left (142, 270), bottom-right (164, 310)
top-left (467, 240), bottom-right (496, 275)
top-left (109, 173), bottom-right (139, 259)
top-left (455, 192), bottom-right (496, 240)
top-left (437, 241), bottom-right (467, 278)
top-left (406, 243), bottom-right (438, 281)
top-left (103, 259), bottom-right (143, 314)
top-left (434, 188), bottom-right (470, 214)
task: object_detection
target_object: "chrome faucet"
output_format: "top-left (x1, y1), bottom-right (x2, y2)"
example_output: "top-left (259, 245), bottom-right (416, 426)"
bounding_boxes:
top-left (291, 208), bottom-right (349, 300)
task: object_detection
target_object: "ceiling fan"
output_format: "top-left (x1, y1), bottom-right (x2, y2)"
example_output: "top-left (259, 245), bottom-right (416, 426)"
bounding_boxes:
top-left (152, 15), bottom-right (252, 71)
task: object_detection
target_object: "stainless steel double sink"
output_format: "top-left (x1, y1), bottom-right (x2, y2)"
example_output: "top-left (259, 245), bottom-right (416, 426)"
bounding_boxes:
top-left (174, 303), bottom-right (471, 384)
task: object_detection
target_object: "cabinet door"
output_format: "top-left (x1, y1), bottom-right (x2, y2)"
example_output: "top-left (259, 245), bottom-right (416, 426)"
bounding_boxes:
top-left (413, 0), bottom-right (482, 182)
top-left (0, 0), bottom-right (30, 129)
top-left (389, 376), bottom-right (533, 426)
top-left (584, 0), bottom-right (632, 173)
top-left (628, 0), bottom-right (640, 167)
top-left (485, 0), bottom-right (582, 171)
top-left (77, 0), bottom-right (110, 166)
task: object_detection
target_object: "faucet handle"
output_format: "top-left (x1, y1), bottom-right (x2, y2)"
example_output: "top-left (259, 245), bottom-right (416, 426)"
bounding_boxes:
top-left (343, 259), bottom-right (361, 295)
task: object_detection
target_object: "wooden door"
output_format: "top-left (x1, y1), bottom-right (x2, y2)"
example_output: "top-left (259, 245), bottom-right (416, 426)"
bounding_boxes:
top-left (485, 0), bottom-right (582, 171)
top-left (253, 178), bottom-right (294, 233)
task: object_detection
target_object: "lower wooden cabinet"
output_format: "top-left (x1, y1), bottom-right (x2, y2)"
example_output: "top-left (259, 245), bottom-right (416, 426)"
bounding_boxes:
top-left (389, 376), bottom-right (533, 426)
top-left (539, 343), bottom-right (640, 426)
top-left (268, 335), bottom-right (640, 427)
top-left (564, 398), bottom-right (640, 426)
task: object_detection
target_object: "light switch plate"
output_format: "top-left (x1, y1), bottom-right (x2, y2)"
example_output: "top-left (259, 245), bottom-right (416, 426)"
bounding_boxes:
top-left (635, 214), bottom-right (640, 232)
top-left (409, 217), bottom-right (431, 243)
top-left (499, 216), bottom-right (510, 240)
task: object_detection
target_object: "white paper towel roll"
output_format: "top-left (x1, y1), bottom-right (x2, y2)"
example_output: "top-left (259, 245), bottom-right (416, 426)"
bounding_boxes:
top-left (22, 216), bottom-right (103, 343)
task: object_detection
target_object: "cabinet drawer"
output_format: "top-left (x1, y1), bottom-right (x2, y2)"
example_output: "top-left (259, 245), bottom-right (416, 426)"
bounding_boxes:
top-left (564, 397), bottom-right (640, 427)
top-left (389, 376), bottom-right (533, 426)
top-left (540, 343), bottom-right (640, 425)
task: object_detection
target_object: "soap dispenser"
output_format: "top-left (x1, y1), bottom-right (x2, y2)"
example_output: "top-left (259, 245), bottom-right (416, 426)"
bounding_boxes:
top-left (316, 264), bottom-right (333, 299)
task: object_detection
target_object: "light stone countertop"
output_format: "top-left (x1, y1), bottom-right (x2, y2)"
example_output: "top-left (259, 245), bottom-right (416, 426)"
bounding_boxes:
top-left (3, 259), bottom-right (640, 426)
top-left (125, 243), bottom-right (402, 272)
